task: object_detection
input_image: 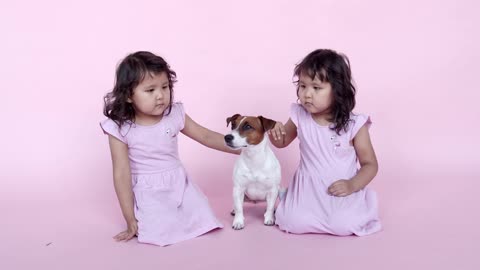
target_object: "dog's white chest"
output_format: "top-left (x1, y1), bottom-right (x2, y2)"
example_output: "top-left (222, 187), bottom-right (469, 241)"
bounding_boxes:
top-left (240, 169), bottom-right (271, 182)
top-left (234, 152), bottom-right (281, 192)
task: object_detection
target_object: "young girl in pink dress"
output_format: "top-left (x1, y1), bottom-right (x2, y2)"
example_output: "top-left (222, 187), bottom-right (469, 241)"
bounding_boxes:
top-left (100, 51), bottom-right (238, 246)
top-left (269, 49), bottom-right (382, 236)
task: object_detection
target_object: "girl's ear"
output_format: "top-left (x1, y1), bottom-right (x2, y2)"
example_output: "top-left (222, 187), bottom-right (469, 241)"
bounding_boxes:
top-left (226, 114), bottom-right (241, 127)
top-left (258, 116), bottom-right (276, 132)
top-left (127, 97), bottom-right (132, 103)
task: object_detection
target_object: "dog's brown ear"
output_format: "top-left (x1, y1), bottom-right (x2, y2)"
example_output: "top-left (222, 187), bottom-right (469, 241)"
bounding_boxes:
top-left (226, 114), bottom-right (241, 127)
top-left (258, 116), bottom-right (276, 132)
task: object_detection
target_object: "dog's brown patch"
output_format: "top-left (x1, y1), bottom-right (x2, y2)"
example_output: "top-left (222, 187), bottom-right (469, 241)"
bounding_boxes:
top-left (226, 114), bottom-right (276, 146)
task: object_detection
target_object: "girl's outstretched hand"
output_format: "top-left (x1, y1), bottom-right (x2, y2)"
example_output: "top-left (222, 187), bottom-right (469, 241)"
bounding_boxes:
top-left (113, 220), bottom-right (138, 242)
top-left (328, 180), bottom-right (356, 197)
top-left (268, 121), bottom-right (286, 141)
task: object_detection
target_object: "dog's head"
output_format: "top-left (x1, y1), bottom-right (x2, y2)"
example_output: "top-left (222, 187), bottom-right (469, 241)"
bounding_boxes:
top-left (224, 114), bottom-right (276, 149)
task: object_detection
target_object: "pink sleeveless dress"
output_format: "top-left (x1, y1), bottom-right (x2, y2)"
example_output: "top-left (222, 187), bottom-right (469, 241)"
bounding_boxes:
top-left (100, 103), bottom-right (223, 246)
top-left (275, 104), bottom-right (382, 236)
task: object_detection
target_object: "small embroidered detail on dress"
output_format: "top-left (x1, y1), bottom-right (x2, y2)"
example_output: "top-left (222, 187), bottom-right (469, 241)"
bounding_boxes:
top-left (331, 134), bottom-right (341, 149)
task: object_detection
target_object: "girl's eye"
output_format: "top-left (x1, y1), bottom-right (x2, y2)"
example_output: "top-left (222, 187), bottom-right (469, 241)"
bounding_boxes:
top-left (146, 89), bottom-right (154, 92)
top-left (314, 87), bottom-right (321, 91)
top-left (162, 86), bottom-right (169, 90)
top-left (300, 85), bottom-right (306, 89)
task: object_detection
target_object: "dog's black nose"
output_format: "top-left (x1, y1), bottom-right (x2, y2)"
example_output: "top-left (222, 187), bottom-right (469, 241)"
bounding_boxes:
top-left (224, 134), bottom-right (234, 143)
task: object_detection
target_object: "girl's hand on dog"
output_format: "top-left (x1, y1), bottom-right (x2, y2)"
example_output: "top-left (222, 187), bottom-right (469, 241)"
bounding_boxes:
top-left (268, 122), bottom-right (286, 141)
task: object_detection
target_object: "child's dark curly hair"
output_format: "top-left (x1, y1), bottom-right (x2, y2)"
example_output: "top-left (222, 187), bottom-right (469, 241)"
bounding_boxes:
top-left (294, 49), bottom-right (356, 135)
top-left (103, 51), bottom-right (177, 128)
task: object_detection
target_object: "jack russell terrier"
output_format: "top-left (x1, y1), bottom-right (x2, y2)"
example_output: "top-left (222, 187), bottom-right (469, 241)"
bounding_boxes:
top-left (224, 114), bottom-right (282, 230)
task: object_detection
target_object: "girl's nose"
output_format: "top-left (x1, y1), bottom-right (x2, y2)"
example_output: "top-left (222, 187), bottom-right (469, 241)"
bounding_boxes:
top-left (304, 88), bottom-right (313, 98)
top-left (156, 90), bottom-right (163, 99)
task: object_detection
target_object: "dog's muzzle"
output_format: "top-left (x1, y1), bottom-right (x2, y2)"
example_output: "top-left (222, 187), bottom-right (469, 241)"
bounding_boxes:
top-left (224, 134), bottom-right (234, 147)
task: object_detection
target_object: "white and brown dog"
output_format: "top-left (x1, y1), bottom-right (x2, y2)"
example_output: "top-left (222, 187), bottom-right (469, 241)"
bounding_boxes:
top-left (225, 114), bottom-right (282, 230)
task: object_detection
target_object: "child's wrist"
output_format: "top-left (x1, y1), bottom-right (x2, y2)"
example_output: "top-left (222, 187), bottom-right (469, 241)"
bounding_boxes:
top-left (350, 179), bottom-right (362, 192)
top-left (125, 215), bottom-right (137, 224)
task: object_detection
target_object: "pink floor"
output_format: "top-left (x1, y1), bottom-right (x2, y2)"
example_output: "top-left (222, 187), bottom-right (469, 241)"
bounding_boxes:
top-left (3, 168), bottom-right (479, 270)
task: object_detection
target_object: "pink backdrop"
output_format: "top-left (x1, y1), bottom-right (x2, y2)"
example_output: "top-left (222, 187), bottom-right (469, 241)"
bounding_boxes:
top-left (2, 0), bottom-right (479, 269)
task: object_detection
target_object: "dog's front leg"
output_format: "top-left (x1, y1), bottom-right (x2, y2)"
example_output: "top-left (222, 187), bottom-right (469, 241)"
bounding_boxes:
top-left (232, 185), bottom-right (246, 230)
top-left (264, 187), bottom-right (279, 226)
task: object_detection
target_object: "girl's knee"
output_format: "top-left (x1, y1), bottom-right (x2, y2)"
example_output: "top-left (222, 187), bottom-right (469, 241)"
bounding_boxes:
top-left (277, 211), bottom-right (312, 233)
top-left (327, 211), bottom-right (355, 236)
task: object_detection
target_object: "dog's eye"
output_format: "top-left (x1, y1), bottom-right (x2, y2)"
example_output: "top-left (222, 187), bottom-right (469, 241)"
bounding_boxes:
top-left (243, 124), bottom-right (252, 131)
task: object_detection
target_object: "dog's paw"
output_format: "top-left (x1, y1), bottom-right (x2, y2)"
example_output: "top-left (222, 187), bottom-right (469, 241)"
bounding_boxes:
top-left (232, 218), bottom-right (245, 230)
top-left (264, 218), bottom-right (275, 226)
top-left (264, 213), bottom-right (275, 226)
